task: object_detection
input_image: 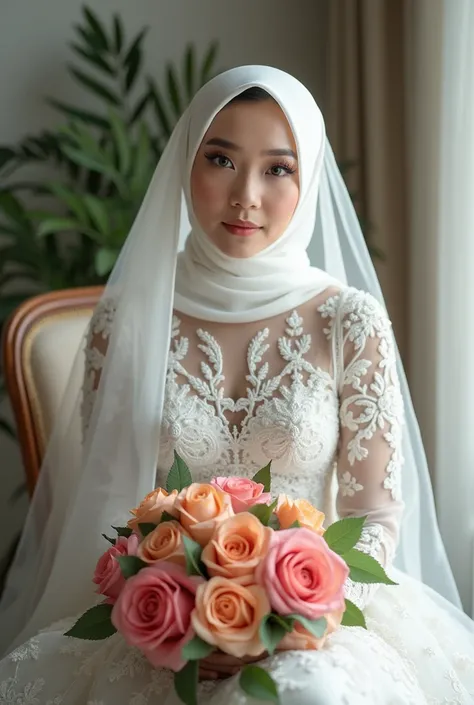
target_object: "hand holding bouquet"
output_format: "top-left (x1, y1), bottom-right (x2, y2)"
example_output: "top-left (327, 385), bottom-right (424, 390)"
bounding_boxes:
top-left (66, 455), bottom-right (396, 704)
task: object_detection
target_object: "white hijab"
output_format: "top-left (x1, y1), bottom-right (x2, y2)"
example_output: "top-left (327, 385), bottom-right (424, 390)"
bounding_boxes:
top-left (0, 66), bottom-right (466, 655)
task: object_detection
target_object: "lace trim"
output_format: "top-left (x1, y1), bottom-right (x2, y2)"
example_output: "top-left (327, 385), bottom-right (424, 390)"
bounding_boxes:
top-left (344, 523), bottom-right (385, 610)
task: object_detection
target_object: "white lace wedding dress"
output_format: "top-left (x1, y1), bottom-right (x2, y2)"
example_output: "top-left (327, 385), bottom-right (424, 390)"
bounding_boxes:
top-left (2, 287), bottom-right (474, 705)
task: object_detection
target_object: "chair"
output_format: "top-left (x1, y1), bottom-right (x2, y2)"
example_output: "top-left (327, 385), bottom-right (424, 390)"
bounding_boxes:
top-left (2, 286), bottom-right (103, 496)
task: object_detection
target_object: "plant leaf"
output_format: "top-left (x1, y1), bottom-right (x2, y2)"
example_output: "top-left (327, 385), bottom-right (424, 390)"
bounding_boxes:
top-left (239, 665), bottom-right (279, 703)
top-left (288, 520), bottom-right (301, 529)
top-left (37, 218), bottom-right (81, 238)
top-left (84, 195), bottom-right (109, 235)
top-left (251, 461), bottom-right (272, 492)
top-left (138, 523), bottom-right (157, 537)
top-left (116, 555), bottom-right (147, 579)
top-left (95, 248), bottom-right (118, 276)
top-left (341, 598), bottom-right (367, 628)
top-left (248, 498), bottom-right (277, 526)
top-left (159, 511), bottom-right (177, 524)
top-left (109, 111), bottom-right (132, 173)
top-left (181, 635), bottom-right (214, 661)
top-left (200, 41), bottom-right (218, 84)
top-left (184, 44), bottom-right (195, 101)
top-left (47, 98), bottom-right (108, 128)
top-left (288, 615), bottom-right (327, 638)
top-left (174, 660), bottom-right (198, 705)
top-left (69, 42), bottom-right (114, 75)
top-left (147, 78), bottom-right (173, 140)
top-left (182, 535), bottom-right (206, 578)
top-left (166, 64), bottom-right (182, 118)
top-left (259, 614), bottom-right (294, 655)
top-left (342, 549), bottom-right (397, 585)
top-left (111, 525), bottom-right (132, 538)
top-left (125, 44), bottom-right (142, 92)
top-left (83, 7), bottom-right (109, 51)
top-left (166, 451), bottom-right (192, 493)
top-left (68, 66), bottom-right (120, 106)
top-left (113, 15), bottom-right (123, 54)
top-left (64, 603), bottom-right (116, 640)
top-left (323, 516), bottom-right (367, 555)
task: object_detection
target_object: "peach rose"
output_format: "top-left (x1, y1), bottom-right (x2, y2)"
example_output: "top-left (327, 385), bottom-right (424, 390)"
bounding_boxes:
top-left (210, 476), bottom-right (272, 513)
top-left (278, 610), bottom-right (344, 651)
top-left (202, 513), bottom-right (272, 585)
top-left (175, 483), bottom-right (233, 546)
top-left (93, 533), bottom-right (139, 603)
top-left (127, 488), bottom-right (179, 533)
top-left (255, 528), bottom-right (348, 620)
top-left (276, 495), bottom-right (326, 534)
top-left (111, 562), bottom-right (204, 672)
top-left (192, 577), bottom-right (270, 658)
top-left (137, 520), bottom-right (190, 567)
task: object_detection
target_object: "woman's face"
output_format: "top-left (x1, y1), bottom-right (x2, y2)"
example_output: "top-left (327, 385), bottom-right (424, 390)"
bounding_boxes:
top-left (190, 98), bottom-right (300, 258)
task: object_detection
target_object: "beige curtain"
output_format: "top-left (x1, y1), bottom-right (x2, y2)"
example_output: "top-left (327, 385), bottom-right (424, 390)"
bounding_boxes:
top-left (327, 0), bottom-right (409, 361)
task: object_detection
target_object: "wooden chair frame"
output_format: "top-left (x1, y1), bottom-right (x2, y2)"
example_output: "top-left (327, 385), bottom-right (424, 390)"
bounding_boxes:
top-left (2, 286), bottom-right (103, 495)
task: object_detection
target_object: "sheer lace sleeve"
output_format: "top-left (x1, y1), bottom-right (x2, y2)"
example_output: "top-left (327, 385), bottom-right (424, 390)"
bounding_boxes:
top-left (81, 298), bottom-right (117, 440)
top-left (322, 288), bottom-right (405, 610)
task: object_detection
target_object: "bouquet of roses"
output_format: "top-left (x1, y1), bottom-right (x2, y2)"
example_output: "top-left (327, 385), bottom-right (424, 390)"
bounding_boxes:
top-left (66, 453), bottom-right (396, 704)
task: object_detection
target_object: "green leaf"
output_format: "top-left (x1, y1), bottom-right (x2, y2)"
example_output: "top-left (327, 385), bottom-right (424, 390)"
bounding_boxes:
top-left (48, 184), bottom-right (89, 224)
top-left (116, 555), bottom-right (147, 579)
top-left (37, 218), bottom-right (81, 238)
top-left (288, 615), bottom-right (327, 638)
top-left (200, 42), bottom-right (218, 84)
top-left (251, 461), bottom-right (272, 492)
top-left (159, 511), bottom-right (177, 524)
top-left (323, 516), bottom-right (367, 555)
top-left (70, 42), bottom-right (114, 75)
top-left (182, 535), bottom-right (207, 578)
top-left (288, 520), bottom-right (301, 529)
top-left (113, 15), bottom-right (123, 53)
top-left (341, 598), bottom-right (367, 628)
top-left (112, 525), bottom-right (132, 538)
top-left (259, 614), bottom-right (294, 655)
top-left (166, 451), bottom-right (193, 493)
top-left (47, 98), bottom-right (109, 129)
top-left (166, 64), bottom-right (182, 118)
top-left (109, 111), bottom-right (132, 173)
top-left (181, 635), bottom-right (214, 660)
top-left (83, 7), bottom-right (109, 51)
top-left (68, 66), bottom-right (121, 106)
top-left (64, 603), bottom-right (116, 640)
top-left (95, 247), bottom-right (118, 275)
top-left (125, 44), bottom-right (142, 92)
top-left (130, 92), bottom-right (150, 124)
top-left (248, 498), bottom-right (277, 527)
top-left (342, 549), bottom-right (397, 585)
top-left (239, 665), bottom-right (279, 703)
top-left (84, 195), bottom-right (109, 235)
top-left (101, 533), bottom-right (116, 545)
top-left (174, 659), bottom-right (198, 705)
top-left (268, 514), bottom-right (281, 531)
top-left (184, 44), bottom-right (195, 101)
top-left (138, 523), bottom-right (157, 537)
top-left (148, 78), bottom-right (173, 140)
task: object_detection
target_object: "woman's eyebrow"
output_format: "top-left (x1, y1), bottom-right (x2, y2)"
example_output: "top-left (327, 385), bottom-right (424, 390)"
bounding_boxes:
top-left (205, 137), bottom-right (297, 160)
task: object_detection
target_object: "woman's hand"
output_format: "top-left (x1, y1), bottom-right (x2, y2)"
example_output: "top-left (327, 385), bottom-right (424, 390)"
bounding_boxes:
top-left (199, 651), bottom-right (268, 680)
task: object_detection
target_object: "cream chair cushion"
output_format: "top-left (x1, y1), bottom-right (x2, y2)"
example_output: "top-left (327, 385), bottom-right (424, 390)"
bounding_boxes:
top-left (24, 310), bottom-right (94, 453)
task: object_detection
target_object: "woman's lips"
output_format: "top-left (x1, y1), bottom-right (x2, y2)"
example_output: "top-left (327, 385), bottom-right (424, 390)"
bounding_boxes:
top-left (222, 222), bottom-right (262, 236)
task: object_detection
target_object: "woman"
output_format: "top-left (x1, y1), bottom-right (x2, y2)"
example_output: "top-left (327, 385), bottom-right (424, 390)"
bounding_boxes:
top-left (1, 65), bottom-right (474, 704)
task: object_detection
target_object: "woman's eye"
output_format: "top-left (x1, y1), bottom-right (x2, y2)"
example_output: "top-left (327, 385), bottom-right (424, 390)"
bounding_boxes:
top-left (205, 153), bottom-right (234, 169)
top-left (269, 166), bottom-right (286, 177)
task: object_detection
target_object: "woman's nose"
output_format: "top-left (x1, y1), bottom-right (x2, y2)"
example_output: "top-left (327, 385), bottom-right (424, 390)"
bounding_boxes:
top-left (230, 173), bottom-right (261, 210)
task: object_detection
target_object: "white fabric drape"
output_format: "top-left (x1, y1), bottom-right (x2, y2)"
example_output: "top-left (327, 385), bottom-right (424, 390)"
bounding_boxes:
top-left (408, 0), bottom-right (474, 614)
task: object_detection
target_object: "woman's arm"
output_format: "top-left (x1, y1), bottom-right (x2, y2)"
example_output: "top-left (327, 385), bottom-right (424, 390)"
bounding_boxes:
top-left (332, 289), bottom-right (405, 609)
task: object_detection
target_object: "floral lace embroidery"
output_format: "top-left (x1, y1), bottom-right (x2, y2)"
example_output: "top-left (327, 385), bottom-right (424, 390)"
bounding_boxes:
top-left (8, 639), bottom-right (40, 663)
top-left (344, 524), bottom-right (384, 609)
top-left (319, 289), bottom-right (404, 501)
top-left (339, 471), bottom-right (363, 497)
top-left (0, 677), bottom-right (45, 704)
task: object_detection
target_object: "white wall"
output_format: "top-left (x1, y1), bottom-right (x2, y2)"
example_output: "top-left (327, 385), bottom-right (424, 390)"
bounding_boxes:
top-left (0, 0), bottom-right (329, 568)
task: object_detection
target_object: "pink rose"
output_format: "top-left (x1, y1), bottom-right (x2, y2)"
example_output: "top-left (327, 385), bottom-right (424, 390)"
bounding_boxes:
top-left (111, 562), bottom-right (204, 672)
top-left (93, 534), bottom-right (139, 603)
top-left (255, 528), bottom-right (348, 620)
top-left (211, 477), bottom-right (272, 513)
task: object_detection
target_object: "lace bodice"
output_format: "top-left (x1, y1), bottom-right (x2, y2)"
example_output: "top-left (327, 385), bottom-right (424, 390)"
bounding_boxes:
top-left (82, 287), bottom-right (405, 609)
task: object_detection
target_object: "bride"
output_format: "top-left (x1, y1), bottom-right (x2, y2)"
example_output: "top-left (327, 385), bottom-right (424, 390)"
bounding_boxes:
top-left (1, 65), bottom-right (474, 704)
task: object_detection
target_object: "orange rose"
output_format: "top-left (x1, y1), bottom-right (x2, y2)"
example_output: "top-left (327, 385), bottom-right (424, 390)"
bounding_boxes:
top-left (202, 513), bottom-right (272, 585)
top-left (175, 484), bottom-right (233, 546)
top-left (278, 610), bottom-right (344, 651)
top-left (276, 495), bottom-right (325, 534)
top-left (127, 488), bottom-right (178, 533)
top-left (137, 520), bottom-right (190, 567)
top-left (192, 577), bottom-right (270, 658)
